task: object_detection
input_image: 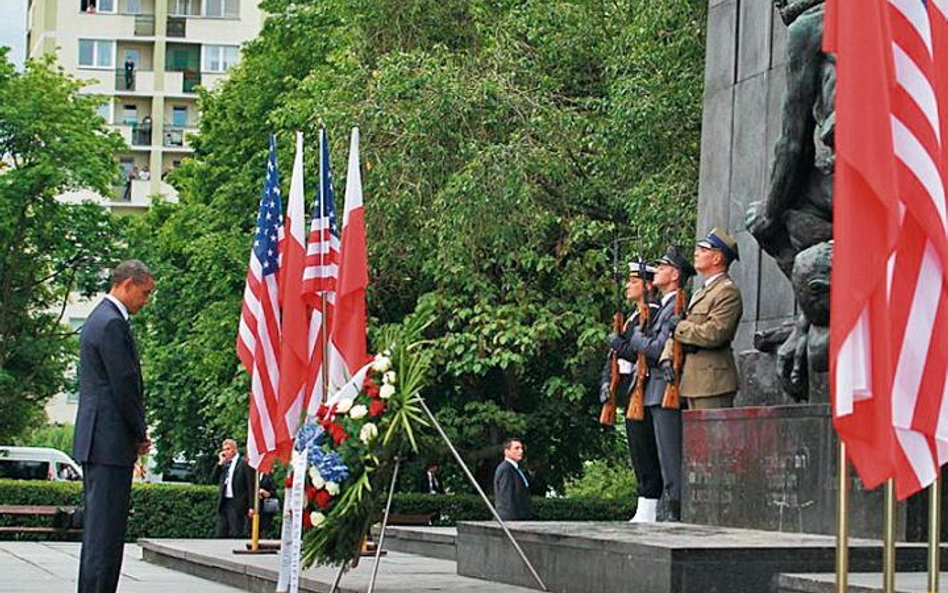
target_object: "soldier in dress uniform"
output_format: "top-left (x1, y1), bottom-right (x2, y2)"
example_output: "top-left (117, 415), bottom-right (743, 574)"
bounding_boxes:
top-left (600, 262), bottom-right (661, 522)
top-left (608, 247), bottom-right (695, 522)
top-left (662, 228), bottom-right (744, 410)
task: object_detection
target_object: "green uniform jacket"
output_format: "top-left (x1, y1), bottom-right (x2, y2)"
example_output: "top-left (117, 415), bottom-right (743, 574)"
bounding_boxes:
top-left (663, 274), bottom-right (743, 398)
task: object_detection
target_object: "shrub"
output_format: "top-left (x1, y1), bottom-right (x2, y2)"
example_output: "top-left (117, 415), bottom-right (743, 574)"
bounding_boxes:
top-left (0, 480), bottom-right (636, 541)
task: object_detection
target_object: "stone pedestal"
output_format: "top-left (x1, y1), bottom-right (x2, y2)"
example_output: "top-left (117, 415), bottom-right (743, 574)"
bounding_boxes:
top-left (682, 404), bottom-right (900, 539)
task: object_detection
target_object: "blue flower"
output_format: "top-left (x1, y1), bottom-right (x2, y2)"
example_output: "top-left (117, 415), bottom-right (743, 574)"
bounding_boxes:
top-left (315, 450), bottom-right (350, 483)
top-left (295, 423), bottom-right (326, 452)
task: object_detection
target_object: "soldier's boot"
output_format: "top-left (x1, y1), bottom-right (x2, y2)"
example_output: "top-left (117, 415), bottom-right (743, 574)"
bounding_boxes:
top-left (629, 498), bottom-right (658, 523)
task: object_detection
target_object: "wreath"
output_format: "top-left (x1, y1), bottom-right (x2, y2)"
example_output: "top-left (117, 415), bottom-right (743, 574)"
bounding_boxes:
top-left (292, 319), bottom-right (432, 568)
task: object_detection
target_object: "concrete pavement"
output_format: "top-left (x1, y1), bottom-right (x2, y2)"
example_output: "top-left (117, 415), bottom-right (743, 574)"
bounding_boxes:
top-left (0, 541), bottom-right (245, 592)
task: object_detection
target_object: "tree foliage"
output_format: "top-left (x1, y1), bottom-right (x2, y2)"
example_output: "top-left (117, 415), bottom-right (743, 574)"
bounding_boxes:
top-left (130, 0), bottom-right (706, 489)
top-left (0, 51), bottom-right (126, 442)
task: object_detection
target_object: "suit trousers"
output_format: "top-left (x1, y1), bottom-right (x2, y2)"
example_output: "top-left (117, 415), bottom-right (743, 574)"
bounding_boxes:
top-left (216, 498), bottom-right (246, 538)
top-left (625, 413), bottom-right (663, 499)
top-left (650, 406), bottom-right (682, 502)
top-left (78, 462), bottom-right (134, 593)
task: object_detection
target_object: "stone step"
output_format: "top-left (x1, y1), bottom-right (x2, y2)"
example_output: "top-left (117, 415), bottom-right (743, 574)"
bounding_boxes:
top-left (778, 572), bottom-right (948, 593)
top-left (375, 526), bottom-right (457, 561)
top-left (138, 537), bottom-right (532, 593)
top-left (455, 521), bottom-right (943, 593)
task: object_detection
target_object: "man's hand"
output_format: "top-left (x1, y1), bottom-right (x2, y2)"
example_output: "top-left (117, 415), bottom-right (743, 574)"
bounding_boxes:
top-left (661, 360), bottom-right (676, 384)
top-left (259, 489), bottom-right (271, 499)
top-left (668, 315), bottom-right (682, 331)
top-left (218, 450), bottom-right (228, 465)
top-left (137, 438), bottom-right (152, 456)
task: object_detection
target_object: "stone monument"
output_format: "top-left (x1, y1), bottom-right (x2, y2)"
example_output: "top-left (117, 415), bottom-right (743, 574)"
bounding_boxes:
top-left (683, 0), bottom-right (941, 540)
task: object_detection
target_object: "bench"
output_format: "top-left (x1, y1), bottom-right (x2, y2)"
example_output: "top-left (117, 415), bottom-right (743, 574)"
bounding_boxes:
top-left (0, 504), bottom-right (82, 535)
top-left (386, 512), bottom-right (438, 526)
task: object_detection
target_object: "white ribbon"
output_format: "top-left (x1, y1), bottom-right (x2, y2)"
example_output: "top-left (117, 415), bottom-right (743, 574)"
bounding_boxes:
top-left (276, 448), bottom-right (308, 593)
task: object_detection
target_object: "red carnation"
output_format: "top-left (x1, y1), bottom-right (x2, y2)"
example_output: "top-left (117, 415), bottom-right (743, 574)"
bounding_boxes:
top-left (285, 474), bottom-right (293, 488)
top-left (316, 404), bottom-right (330, 420)
top-left (315, 489), bottom-right (332, 509)
top-left (328, 422), bottom-right (348, 445)
top-left (364, 377), bottom-right (380, 398)
top-left (369, 399), bottom-right (386, 417)
top-left (302, 510), bottom-right (313, 529)
top-left (305, 485), bottom-right (317, 502)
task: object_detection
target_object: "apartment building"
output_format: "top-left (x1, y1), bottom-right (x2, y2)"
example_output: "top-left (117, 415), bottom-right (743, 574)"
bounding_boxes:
top-left (26, 0), bottom-right (264, 423)
top-left (27, 0), bottom-right (264, 214)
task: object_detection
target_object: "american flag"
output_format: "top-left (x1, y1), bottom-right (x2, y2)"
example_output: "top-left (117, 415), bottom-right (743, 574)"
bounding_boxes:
top-left (237, 135), bottom-right (289, 472)
top-left (303, 128), bottom-right (340, 410)
top-left (830, 0), bottom-right (948, 499)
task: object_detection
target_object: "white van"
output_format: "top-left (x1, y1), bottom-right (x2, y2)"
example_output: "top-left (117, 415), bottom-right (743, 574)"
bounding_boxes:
top-left (0, 446), bottom-right (83, 481)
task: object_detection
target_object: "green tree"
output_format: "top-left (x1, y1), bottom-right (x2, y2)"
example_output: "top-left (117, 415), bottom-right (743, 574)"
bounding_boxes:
top-left (0, 51), bottom-right (126, 442)
top-left (130, 0), bottom-right (706, 489)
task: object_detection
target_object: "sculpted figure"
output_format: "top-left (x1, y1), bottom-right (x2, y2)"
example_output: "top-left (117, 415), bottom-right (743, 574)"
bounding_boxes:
top-left (745, 0), bottom-right (833, 401)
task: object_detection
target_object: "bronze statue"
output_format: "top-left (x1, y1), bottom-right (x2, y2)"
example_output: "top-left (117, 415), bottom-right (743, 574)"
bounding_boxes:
top-left (745, 0), bottom-right (832, 401)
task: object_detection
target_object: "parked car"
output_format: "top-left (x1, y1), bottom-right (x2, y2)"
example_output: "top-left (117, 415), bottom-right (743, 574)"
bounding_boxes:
top-left (0, 446), bottom-right (83, 481)
top-left (162, 455), bottom-right (197, 483)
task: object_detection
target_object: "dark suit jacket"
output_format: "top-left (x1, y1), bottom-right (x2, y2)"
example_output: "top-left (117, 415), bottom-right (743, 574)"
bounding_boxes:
top-left (211, 455), bottom-right (256, 514)
top-left (418, 470), bottom-right (445, 494)
top-left (73, 299), bottom-right (146, 467)
top-left (494, 460), bottom-right (533, 520)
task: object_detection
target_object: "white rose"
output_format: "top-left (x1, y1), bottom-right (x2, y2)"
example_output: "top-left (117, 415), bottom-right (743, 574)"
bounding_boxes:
top-left (310, 511), bottom-right (326, 527)
top-left (372, 353), bottom-right (392, 372)
top-left (383, 371), bottom-right (396, 385)
top-left (311, 473), bottom-right (326, 490)
top-left (325, 481), bottom-right (340, 496)
top-left (359, 422), bottom-right (378, 444)
top-left (349, 404), bottom-right (368, 419)
top-left (380, 384), bottom-right (395, 400)
top-left (335, 398), bottom-right (353, 414)
top-left (308, 466), bottom-right (321, 482)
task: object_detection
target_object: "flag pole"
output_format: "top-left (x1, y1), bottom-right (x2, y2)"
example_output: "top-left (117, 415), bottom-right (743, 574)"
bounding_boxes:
top-left (320, 127), bottom-right (331, 406)
top-left (928, 477), bottom-right (941, 593)
top-left (883, 479), bottom-right (896, 593)
top-left (836, 442), bottom-right (849, 593)
top-left (251, 471), bottom-right (261, 552)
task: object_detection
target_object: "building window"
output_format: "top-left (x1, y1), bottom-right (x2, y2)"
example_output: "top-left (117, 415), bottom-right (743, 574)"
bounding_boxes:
top-left (80, 0), bottom-right (115, 12)
top-left (172, 106), bottom-right (187, 127)
top-left (126, 0), bottom-right (142, 13)
top-left (170, 0), bottom-right (199, 16)
top-left (203, 0), bottom-right (238, 17)
top-left (78, 39), bottom-right (115, 68)
top-left (96, 101), bottom-right (111, 122)
top-left (203, 45), bottom-right (238, 72)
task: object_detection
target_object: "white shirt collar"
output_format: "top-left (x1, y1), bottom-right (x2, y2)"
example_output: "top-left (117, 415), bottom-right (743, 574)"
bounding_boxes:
top-left (105, 294), bottom-right (129, 321)
top-left (661, 290), bottom-right (678, 306)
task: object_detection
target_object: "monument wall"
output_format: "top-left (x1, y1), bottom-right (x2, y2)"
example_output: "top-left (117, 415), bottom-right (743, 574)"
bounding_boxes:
top-left (697, 0), bottom-right (795, 364)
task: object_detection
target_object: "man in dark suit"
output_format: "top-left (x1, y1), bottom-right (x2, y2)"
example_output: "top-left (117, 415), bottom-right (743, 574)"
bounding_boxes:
top-left (493, 438), bottom-right (533, 521)
top-left (211, 438), bottom-right (256, 537)
top-left (418, 461), bottom-right (445, 494)
top-left (73, 260), bottom-right (154, 593)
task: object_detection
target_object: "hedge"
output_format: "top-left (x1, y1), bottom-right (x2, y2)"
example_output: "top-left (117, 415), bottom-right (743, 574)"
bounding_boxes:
top-left (0, 479), bottom-right (636, 541)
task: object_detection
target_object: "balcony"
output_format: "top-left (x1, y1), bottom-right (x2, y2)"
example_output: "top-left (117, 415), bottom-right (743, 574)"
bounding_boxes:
top-left (163, 125), bottom-right (197, 150)
top-left (134, 15), bottom-right (155, 35)
top-left (167, 16), bottom-right (186, 37)
top-left (113, 123), bottom-right (154, 148)
top-left (114, 69), bottom-right (155, 94)
top-left (164, 69), bottom-right (201, 94)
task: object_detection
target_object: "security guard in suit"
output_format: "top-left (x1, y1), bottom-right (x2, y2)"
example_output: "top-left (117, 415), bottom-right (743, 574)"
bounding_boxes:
top-left (663, 228), bottom-right (743, 410)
